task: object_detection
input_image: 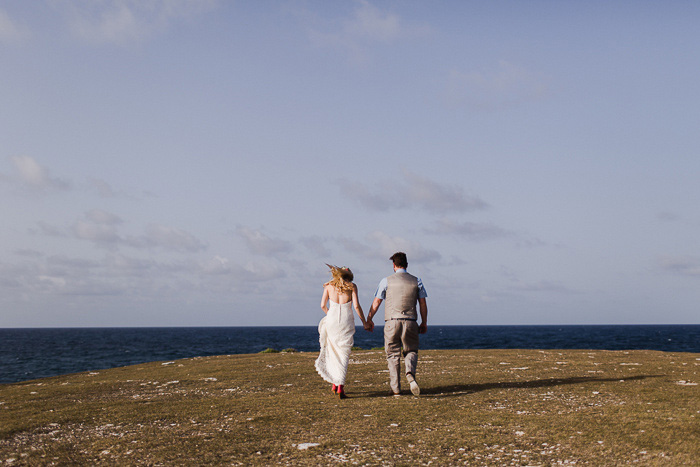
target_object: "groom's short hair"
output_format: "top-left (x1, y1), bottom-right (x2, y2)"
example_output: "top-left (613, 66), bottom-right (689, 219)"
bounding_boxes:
top-left (390, 252), bottom-right (408, 268)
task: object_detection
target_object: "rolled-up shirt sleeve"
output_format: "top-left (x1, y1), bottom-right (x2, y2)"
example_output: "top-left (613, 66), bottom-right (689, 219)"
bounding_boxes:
top-left (417, 278), bottom-right (428, 299)
top-left (374, 277), bottom-right (388, 299)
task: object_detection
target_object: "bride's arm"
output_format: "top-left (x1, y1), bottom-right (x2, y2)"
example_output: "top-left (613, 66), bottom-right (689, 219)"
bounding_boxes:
top-left (320, 286), bottom-right (329, 314)
top-left (351, 284), bottom-right (366, 325)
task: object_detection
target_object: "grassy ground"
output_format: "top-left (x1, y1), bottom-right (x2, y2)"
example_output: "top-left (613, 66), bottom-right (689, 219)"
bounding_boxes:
top-left (1, 349), bottom-right (698, 465)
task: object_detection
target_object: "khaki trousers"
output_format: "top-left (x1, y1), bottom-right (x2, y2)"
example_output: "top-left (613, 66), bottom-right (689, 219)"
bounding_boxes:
top-left (384, 320), bottom-right (419, 393)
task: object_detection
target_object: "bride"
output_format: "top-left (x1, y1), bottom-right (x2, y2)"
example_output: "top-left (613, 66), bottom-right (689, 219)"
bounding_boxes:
top-left (315, 264), bottom-right (368, 399)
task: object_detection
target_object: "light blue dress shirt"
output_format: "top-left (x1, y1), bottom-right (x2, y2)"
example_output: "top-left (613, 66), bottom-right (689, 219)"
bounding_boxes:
top-left (374, 269), bottom-right (428, 300)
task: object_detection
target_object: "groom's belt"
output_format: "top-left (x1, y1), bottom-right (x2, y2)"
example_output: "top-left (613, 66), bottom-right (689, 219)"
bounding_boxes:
top-left (387, 317), bottom-right (417, 321)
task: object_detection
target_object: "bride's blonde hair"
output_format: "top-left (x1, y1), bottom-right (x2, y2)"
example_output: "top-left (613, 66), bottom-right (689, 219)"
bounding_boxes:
top-left (325, 264), bottom-right (354, 294)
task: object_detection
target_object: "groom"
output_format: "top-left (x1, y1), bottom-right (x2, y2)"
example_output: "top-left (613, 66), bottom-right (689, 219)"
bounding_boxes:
top-left (366, 252), bottom-right (428, 396)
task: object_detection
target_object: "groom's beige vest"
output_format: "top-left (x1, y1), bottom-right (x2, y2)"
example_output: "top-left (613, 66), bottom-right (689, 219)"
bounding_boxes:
top-left (384, 272), bottom-right (419, 321)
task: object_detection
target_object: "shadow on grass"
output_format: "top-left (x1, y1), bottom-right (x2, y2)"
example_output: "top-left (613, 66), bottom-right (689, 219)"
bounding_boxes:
top-left (353, 374), bottom-right (665, 399)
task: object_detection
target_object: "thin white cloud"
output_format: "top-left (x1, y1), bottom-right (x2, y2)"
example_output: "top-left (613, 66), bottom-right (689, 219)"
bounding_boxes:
top-left (4, 157), bottom-right (137, 200)
top-left (72, 216), bottom-right (121, 245)
top-left (338, 236), bottom-right (374, 259)
top-left (0, 7), bottom-right (29, 43)
top-left (447, 61), bottom-right (549, 110)
top-left (86, 209), bottom-right (123, 225)
top-left (340, 231), bottom-right (441, 264)
top-left (13, 249), bottom-right (45, 258)
top-left (53, 0), bottom-right (217, 45)
top-left (368, 231), bottom-right (441, 263)
top-left (300, 235), bottom-right (331, 258)
top-left (340, 170), bottom-right (487, 213)
top-left (141, 224), bottom-right (206, 252)
top-left (425, 218), bottom-right (511, 241)
top-left (656, 211), bottom-right (680, 222)
top-left (47, 255), bottom-right (101, 271)
top-left (236, 226), bottom-right (293, 256)
top-left (104, 254), bottom-right (161, 276)
top-left (201, 255), bottom-right (231, 275)
top-left (304, 0), bottom-right (426, 64)
top-left (0, 251), bottom-right (194, 298)
top-left (234, 261), bottom-right (287, 282)
top-left (71, 210), bottom-right (123, 246)
top-left (35, 222), bottom-right (67, 238)
top-left (69, 210), bottom-right (206, 252)
top-left (73, 1), bottom-right (142, 43)
top-left (658, 256), bottom-right (700, 277)
top-left (86, 177), bottom-right (148, 201)
top-left (200, 256), bottom-right (286, 282)
top-left (308, 1), bottom-right (400, 46)
top-left (10, 155), bottom-right (71, 192)
top-left (511, 280), bottom-right (577, 294)
top-left (89, 178), bottom-right (122, 198)
top-left (345, 0), bottom-right (401, 42)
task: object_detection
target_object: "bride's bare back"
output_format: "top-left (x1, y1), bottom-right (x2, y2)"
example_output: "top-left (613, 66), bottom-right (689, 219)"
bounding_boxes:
top-left (320, 282), bottom-right (366, 326)
top-left (325, 283), bottom-right (353, 305)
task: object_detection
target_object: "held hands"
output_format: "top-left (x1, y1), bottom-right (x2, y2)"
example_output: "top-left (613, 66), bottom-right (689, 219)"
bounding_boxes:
top-left (364, 319), bottom-right (374, 332)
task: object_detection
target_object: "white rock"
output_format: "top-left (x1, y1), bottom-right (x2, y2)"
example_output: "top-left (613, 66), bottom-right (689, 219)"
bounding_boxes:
top-left (297, 443), bottom-right (320, 450)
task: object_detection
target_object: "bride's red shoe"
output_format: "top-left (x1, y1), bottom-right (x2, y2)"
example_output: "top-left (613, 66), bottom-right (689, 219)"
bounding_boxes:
top-left (331, 384), bottom-right (337, 394)
top-left (337, 385), bottom-right (347, 399)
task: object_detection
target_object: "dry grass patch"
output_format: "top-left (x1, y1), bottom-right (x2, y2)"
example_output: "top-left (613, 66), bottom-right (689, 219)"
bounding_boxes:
top-left (1, 349), bottom-right (698, 465)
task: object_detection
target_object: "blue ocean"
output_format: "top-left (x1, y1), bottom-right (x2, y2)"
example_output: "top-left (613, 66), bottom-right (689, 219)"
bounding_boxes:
top-left (1, 325), bottom-right (698, 384)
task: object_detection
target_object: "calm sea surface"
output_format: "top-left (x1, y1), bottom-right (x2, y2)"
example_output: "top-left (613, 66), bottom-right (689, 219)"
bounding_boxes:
top-left (1, 325), bottom-right (698, 384)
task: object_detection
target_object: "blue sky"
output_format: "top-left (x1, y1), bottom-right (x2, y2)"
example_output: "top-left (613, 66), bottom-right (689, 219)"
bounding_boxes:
top-left (1, 1), bottom-right (699, 327)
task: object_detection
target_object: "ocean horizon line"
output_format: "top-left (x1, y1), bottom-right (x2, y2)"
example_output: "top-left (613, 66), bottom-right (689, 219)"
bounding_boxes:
top-left (2, 323), bottom-right (698, 330)
top-left (3, 325), bottom-right (698, 383)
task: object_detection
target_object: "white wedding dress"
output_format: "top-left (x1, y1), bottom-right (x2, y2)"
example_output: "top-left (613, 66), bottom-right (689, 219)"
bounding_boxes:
top-left (315, 300), bottom-right (355, 386)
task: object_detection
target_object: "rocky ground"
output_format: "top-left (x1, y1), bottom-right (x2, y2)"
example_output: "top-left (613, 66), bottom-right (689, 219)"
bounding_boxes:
top-left (1, 349), bottom-right (698, 465)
